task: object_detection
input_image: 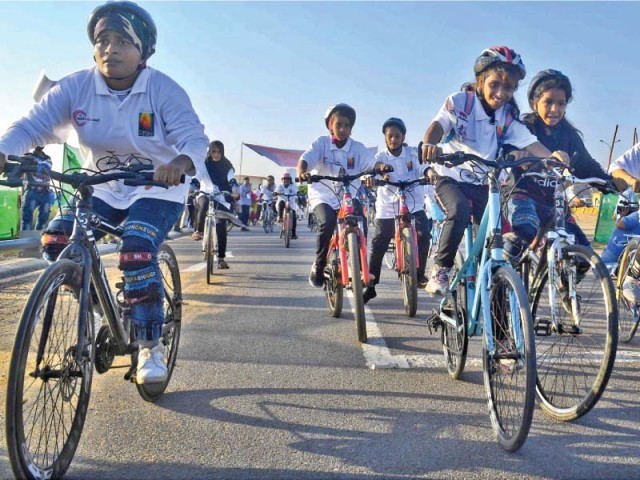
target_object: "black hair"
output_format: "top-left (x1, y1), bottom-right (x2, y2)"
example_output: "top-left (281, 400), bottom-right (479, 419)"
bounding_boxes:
top-left (462, 63), bottom-right (523, 120)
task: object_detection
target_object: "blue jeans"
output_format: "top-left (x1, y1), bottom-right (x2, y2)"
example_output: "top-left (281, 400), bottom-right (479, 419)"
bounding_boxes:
top-left (22, 188), bottom-right (51, 230)
top-left (46, 197), bottom-right (183, 342)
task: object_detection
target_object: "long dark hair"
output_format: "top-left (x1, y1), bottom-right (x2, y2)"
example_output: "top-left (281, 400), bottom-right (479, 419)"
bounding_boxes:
top-left (524, 76), bottom-right (582, 137)
top-left (207, 140), bottom-right (227, 161)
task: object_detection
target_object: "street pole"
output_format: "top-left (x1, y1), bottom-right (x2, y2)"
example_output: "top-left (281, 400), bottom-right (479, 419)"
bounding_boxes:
top-left (604, 124), bottom-right (619, 172)
top-left (633, 128), bottom-right (638, 146)
top-left (239, 142), bottom-right (244, 176)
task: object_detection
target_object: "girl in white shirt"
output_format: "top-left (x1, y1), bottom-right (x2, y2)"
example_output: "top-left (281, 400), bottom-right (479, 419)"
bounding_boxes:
top-left (421, 46), bottom-right (565, 295)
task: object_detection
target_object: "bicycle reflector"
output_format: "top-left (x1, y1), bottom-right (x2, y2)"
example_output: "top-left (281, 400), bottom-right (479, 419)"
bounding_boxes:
top-left (41, 232), bottom-right (70, 261)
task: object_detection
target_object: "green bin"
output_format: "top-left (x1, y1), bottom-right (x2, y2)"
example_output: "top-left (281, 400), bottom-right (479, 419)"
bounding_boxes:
top-left (0, 185), bottom-right (21, 240)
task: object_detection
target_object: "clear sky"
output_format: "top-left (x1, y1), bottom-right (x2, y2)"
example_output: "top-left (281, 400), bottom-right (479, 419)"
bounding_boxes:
top-left (1, 1), bottom-right (639, 178)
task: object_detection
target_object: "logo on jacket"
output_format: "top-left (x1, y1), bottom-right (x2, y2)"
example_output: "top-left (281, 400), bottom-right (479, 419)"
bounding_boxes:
top-left (138, 112), bottom-right (154, 137)
top-left (406, 160), bottom-right (414, 172)
top-left (347, 156), bottom-right (355, 169)
top-left (73, 110), bottom-right (100, 127)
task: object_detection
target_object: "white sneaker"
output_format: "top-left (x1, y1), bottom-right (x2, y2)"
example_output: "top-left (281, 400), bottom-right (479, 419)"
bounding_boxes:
top-left (425, 265), bottom-right (450, 296)
top-left (136, 345), bottom-right (167, 384)
top-left (623, 277), bottom-right (640, 303)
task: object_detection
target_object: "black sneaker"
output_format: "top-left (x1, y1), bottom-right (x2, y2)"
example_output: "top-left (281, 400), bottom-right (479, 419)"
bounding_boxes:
top-left (363, 286), bottom-right (377, 304)
top-left (418, 276), bottom-right (428, 289)
top-left (309, 263), bottom-right (324, 288)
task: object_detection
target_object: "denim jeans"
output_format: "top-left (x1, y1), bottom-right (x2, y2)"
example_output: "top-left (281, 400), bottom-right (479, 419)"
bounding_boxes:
top-left (22, 188), bottom-right (51, 230)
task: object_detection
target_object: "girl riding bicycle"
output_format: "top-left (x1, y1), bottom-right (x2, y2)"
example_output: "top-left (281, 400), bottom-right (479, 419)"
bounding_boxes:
top-left (502, 69), bottom-right (627, 264)
top-left (364, 117), bottom-right (431, 303)
top-left (421, 46), bottom-right (566, 295)
top-left (0, 1), bottom-right (208, 385)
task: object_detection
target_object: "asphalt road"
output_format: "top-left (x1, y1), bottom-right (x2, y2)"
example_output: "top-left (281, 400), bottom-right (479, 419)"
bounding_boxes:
top-left (0, 221), bottom-right (639, 479)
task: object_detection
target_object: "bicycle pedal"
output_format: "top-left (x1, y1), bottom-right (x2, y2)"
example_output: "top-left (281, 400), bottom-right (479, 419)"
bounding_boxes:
top-left (426, 312), bottom-right (444, 334)
top-left (558, 323), bottom-right (582, 335)
top-left (534, 318), bottom-right (552, 336)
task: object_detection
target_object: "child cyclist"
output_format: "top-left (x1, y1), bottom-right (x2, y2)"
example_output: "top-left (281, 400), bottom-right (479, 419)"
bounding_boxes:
top-left (364, 117), bottom-right (431, 303)
top-left (298, 103), bottom-right (393, 287)
top-left (275, 172), bottom-right (299, 239)
top-left (422, 46), bottom-right (566, 295)
top-left (609, 143), bottom-right (640, 301)
top-left (503, 69), bottom-right (627, 264)
top-left (0, 1), bottom-right (209, 384)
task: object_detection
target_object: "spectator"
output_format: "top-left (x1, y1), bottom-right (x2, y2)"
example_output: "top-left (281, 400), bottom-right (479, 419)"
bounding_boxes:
top-left (239, 176), bottom-right (252, 226)
top-left (21, 146), bottom-right (53, 231)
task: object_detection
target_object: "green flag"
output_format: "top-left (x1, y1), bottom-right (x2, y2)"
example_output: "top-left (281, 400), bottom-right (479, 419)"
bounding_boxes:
top-left (61, 143), bottom-right (83, 206)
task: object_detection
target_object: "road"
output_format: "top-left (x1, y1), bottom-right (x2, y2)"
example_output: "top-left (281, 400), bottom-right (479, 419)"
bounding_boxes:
top-left (0, 221), bottom-right (639, 479)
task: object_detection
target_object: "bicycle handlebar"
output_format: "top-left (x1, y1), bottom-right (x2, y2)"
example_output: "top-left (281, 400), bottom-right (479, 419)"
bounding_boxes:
top-left (375, 177), bottom-right (428, 189)
top-left (295, 168), bottom-right (383, 184)
top-left (431, 152), bottom-right (567, 172)
top-left (1, 154), bottom-right (184, 189)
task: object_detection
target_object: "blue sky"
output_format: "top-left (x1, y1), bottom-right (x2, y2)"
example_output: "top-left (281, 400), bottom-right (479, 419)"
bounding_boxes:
top-left (1, 1), bottom-right (639, 177)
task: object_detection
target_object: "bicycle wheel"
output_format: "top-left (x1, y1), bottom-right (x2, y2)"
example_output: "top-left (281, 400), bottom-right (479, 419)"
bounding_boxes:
top-left (483, 265), bottom-right (535, 452)
top-left (325, 247), bottom-right (343, 317)
top-left (284, 212), bottom-right (291, 248)
top-left (400, 227), bottom-right (418, 317)
top-left (530, 244), bottom-right (617, 421)
top-left (263, 210), bottom-right (269, 233)
top-left (441, 252), bottom-right (468, 379)
top-left (136, 243), bottom-right (183, 402)
top-left (616, 241), bottom-right (640, 342)
top-left (6, 260), bottom-right (94, 480)
top-left (347, 231), bottom-right (367, 343)
top-left (206, 217), bottom-right (216, 284)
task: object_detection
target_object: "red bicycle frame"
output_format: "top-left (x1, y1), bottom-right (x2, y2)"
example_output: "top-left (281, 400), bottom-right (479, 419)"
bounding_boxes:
top-left (393, 189), bottom-right (419, 273)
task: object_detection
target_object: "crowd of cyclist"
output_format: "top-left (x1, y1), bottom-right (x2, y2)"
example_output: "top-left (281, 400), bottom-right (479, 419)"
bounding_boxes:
top-left (2, 0), bottom-right (640, 388)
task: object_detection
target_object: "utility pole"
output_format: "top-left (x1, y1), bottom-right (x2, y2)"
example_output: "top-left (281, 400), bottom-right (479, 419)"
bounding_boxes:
top-left (633, 128), bottom-right (638, 146)
top-left (238, 142), bottom-right (244, 176)
top-left (603, 124), bottom-right (619, 172)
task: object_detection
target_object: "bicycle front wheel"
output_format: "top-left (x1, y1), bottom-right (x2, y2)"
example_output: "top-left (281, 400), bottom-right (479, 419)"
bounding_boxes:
top-left (205, 217), bottom-right (216, 284)
top-left (6, 260), bottom-right (94, 480)
top-left (325, 247), bottom-right (343, 317)
top-left (531, 244), bottom-right (617, 421)
top-left (616, 241), bottom-right (640, 342)
top-left (136, 243), bottom-right (183, 402)
top-left (400, 227), bottom-right (418, 317)
top-left (284, 212), bottom-right (291, 248)
top-left (347, 231), bottom-right (367, 343)
top-left (483, 265), bottom-right (535, 452)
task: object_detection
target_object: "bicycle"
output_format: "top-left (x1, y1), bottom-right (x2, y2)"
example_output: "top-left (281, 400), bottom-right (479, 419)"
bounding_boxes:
top-left (261, 199), bottom-right (275, 233)
top-left (374, 177), bottom-right (428, 317)
top-left (275, 192), bottom-right (298, 248)
top-left (616, 236), bottom-right (640, 342)
top-left (426, 152), bottom-right (536, 452)
top-left (510, 159), bottom-right (618, 421)
top-left (1, 155), bottom-right (183, 479)
top-left (308, 210), bottom-right (318, 232)
top-left (301, 169), bottom-right (380, 343)
top-left (200, 189), bottom-right (234, 284)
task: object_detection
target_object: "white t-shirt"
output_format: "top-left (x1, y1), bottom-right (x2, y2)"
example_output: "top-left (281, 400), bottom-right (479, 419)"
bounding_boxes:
top-left (374, 146), bottom-right (428, 219)
top-left (0, 66), bottom-right (208, 210)
top-left (260, 184), bottom-right (276, 202)
top-left (197, 167), bottom-right (236, 210)
top-left (276, 183), bottom-right (299, 211)
top-left (300, 135), bottom-right (377, 210)
top-left (431, 91), bottom-right (537, 184)
top-left (609, 142), bottom-right (640, 178)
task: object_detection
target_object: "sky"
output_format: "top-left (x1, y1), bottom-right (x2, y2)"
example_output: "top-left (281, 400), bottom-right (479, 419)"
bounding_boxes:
top-left (1, 1), bottom-right (639, 179)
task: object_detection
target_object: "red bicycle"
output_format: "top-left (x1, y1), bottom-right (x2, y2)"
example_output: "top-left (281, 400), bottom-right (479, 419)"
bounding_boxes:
top-left (303, 170), bottom-right (379, 343)
top-left (275, 192), bottom-right (297, 248)
top-left (374, 177), bottom-right (427, 317)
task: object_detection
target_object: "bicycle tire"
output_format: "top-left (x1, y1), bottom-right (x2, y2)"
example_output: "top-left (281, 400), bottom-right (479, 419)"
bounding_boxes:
top-left (441, 252), bottom-right (468, 379)
top-left (136, 243), bottom-right (183, 402)
top-left (285, 211), bottom-right (291, 248)
top-left (263, 210), bottom-right (269, 233)
top-left (616, 242), bottom-right (640, 342)
top-left (530, 244), bottom-right (617, 421)
top-left (401, 227), bottom-right (418, 317)
top-left (325, 247), bottom-right (343, 317)
top-left (6, 260), bottom-right (94, 480)
top-left (347, 231), bottom-right (367, 343)
top-left (206, 217), bottom-right (216, 284)
top-left (483, 265), bottom-right (535, 452)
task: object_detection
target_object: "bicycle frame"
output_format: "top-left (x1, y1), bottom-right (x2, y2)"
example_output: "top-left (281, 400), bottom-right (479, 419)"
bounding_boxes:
top-left (439, 171), bottom-right (524, 356)
top-left (328, 183), bottom-right (369, 287)
top-left (392, 187), bottom-right (420, 274)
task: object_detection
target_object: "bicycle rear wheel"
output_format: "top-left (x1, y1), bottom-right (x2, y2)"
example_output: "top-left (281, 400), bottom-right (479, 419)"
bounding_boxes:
top-left (616, 241), bottom-right (640, 342)
top-left (531, 244), bottom-right (617, 421)
top-left (6, 260), bottom-right (94, 480)
top-left (325, 247), bottom-right (343, 317)
top-left (441, 252), bottom-right (468, 379)
top-left (400, 227), bottom-right (418, 317)
top-left (136, 243), bottom-right (183, 402)
top-left (347, 231), bottom-right (367, 343)
top-left (483, 265), bottom-right (535, 452)
top-left (284, 211), bottom-right (291, 248)
top-left (205, 218), bottom-right (216, 284)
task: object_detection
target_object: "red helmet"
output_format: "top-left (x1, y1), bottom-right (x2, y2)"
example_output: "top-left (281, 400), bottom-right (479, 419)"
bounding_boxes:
top-left (473, 46), bottom-right (526, 80)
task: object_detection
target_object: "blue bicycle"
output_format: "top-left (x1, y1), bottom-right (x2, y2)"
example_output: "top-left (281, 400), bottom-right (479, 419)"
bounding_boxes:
top-left (426, 152), bottom-right (536, 452)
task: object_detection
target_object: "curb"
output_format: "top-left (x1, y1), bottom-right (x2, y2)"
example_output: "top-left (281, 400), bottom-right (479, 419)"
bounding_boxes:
top-left (0, 230), bottom-right (187, 281)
